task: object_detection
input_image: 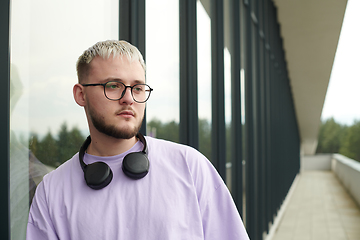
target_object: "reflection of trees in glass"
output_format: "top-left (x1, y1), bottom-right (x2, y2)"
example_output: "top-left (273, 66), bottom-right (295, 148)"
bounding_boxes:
top-left (226, 123), bottom-right (231, 163)
top-left (29, 122), bottom-right (85, 168)
top-left (147, 118), bottom-right (213, 161)
top-left (316, 117), bottom-right (360, 162)
top-left (199, 119), bottom-right (211, 161)
top-left (147, 118), bottom-right (180, 143)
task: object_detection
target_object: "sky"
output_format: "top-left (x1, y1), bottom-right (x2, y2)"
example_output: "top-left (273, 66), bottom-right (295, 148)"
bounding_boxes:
top-left (10, 0), bottom-right (119, 138)
top-left (320, 0), bottom-right (360, 125)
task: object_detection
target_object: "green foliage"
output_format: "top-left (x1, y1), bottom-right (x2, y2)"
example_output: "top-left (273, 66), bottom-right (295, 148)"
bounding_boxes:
top-left (339, 120), bottom-right (360, 161)
top-left (29, 122), bottom-right (85, 168)
top-left (317, 118), bottom-right (360, 162)
top-left (36, 132), bottom-right (59, 167)
top-left (147, 118), bottom-right (179, 143)
top-left (316, 118), bottom-right (347, 153)
top-left (198, 119), bottom-right (211, 161)
top-left (57, 123), bottom-right (84, 164)
top-left (147, 118), bottom-right (212, 160)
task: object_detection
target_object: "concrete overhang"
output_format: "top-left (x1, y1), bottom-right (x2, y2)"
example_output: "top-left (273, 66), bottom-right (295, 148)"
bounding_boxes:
top-left (273, 0), bottom-right (348, 155)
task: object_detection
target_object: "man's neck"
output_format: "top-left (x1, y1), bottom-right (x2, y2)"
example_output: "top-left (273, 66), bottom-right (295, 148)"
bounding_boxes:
top-left (86, 132), bottom-right (138, 157)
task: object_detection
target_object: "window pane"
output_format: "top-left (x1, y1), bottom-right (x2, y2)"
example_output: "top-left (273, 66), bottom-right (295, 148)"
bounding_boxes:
top-left (146, 0), bottom-right (180, 142)
top-left (224, 47), bottom-right (232, 187)
top-left (10, 0), bottom-right (118, 239)
top-left (197, 0), bottom-right (212, 161)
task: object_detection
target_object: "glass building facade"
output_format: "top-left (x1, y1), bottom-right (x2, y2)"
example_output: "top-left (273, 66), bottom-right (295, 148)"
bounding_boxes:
top-left (1, 0), bottom-right (300, 239)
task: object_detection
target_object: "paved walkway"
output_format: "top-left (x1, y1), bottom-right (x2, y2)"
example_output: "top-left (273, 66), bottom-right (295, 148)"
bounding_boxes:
top-left (270, 171), bottom-right (360, 240)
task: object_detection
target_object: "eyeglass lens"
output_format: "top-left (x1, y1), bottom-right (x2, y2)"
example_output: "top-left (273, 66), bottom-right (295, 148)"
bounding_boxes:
top-left (104, 81), bottom-right (151, 102)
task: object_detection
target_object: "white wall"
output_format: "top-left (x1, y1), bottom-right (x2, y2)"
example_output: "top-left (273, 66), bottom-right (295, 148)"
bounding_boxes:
top-left (332, 154), bottom-right (360, 207)
top-left (301, 154), bottom-right (332, 172)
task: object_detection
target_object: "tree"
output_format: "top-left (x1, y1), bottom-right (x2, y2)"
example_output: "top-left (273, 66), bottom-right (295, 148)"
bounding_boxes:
top-left (37, 131), bottom-right (59, 167)
top-left (57, 122), bottom-right (72, 166)
top-left (29, 133), bottom-right (40, 157)
top-left (57, 123), bottom-right (85, 166)
top-left (29, 122), bottom-right (85, 168)
top-left (147, 118), bottom-right (179, 143)
top-left (316, 118), bottom-right (347, 153)
top-left (199, 119), bottom-right (211, 161)
top-left (147, 118), bottom-right (211, 160)
top-left (339, 121), bottom-right (360, 162)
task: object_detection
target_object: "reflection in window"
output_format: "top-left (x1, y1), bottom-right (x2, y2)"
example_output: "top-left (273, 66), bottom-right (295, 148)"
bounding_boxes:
top-left (145, 0), bottom-right (180, 143)
top-left (224, 48), bottom-right (232, 161)
top-left (224, 48), bottom-right (232, 187)
top-left (10, 0), bottom-right (118, 239)
top-left (197, 0), bottom-right (212, 161)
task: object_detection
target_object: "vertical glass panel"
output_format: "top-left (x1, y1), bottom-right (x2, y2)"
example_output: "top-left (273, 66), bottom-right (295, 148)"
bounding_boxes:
top-left (10, 0), bottom-right (118, 239)
top-left (224, 47), bottom-right (232, 187)
top-left (223, 0), bottom-right (234, 190)
top-left (240, 1), bottom-right (247, 224)
top-left (197, 0), bottom-right (212, 161)
top-left (145, 0), bottom-right (180, 142)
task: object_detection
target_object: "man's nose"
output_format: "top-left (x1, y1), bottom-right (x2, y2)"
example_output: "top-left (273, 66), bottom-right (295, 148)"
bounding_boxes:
top-left (119, 87), bottom-right (134, 104)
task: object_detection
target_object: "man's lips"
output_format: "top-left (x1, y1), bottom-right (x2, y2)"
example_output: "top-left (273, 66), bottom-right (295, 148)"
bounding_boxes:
top-left (117, 110), bottom-right (135, 118)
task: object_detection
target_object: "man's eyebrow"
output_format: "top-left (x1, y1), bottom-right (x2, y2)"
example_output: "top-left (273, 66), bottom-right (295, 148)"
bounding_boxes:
top-left (101, 78), bottom-right (121, 82)
top-left (102, 78), bottom-right (145, 84)
top-left (133, 79), bottom-right (146, 84)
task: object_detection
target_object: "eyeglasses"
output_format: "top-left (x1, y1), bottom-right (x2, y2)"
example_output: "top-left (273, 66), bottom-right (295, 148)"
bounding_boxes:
top-left (81, 81), bottom-right (153, 103)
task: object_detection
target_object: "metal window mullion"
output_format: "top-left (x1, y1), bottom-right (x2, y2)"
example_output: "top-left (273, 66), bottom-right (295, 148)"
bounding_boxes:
top-left (269, 0), bottom-right (282, 222)
top-left (244, 0), bottom-right (256, 238)
top-left (179, 0), bottom-right (199, 149)
top-left (250, 1), bottom-right (264, 238)
top-left (0, 0), bottom-right (10, 238)
top-left (230, 0), bottom-right (244, 217)
top-left (210, 0), bottom-right (226, 180)
top-left (264, 0), bottom-right (273, 230)
top-left (258, 0), bottom-right (271, 234)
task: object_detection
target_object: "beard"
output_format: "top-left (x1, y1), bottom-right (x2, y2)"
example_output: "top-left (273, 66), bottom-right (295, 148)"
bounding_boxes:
top-left (88, 105), bottom-right (143, 140)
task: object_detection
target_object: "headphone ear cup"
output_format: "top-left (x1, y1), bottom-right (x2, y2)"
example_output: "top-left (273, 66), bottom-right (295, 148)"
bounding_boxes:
top-left (122, 152), bottom-right (149, 179)
top-left (84, 162), bottom-right (113, 190)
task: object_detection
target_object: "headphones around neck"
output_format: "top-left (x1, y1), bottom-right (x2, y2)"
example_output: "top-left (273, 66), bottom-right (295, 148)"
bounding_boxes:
top-left (79, 133), bottom-right (149, 190)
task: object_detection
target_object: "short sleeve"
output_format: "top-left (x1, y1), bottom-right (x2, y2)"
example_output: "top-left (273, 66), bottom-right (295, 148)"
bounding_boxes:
top-left (185, 148), bottom-right (249, 240)
top-left (26, 181), bottom-right (58, 240)
top-left (201, 183), bottom-right (249, 240)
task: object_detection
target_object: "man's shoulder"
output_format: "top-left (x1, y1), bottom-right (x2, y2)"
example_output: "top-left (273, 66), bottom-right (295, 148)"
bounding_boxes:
top-left (41, 153), bottom-right (79, 185)
top-left (145, 136), bottom-right (202, 156)
top-left (144, 136), bottom-right (212, 175)
top-left (145, 136), bottom-right (182, 147)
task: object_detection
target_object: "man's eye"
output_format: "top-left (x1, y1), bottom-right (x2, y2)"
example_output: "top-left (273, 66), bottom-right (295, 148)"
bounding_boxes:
top-left (106, 82), bottom-right (121, 89)
top-left (133, 86), bottom-right (143, 92)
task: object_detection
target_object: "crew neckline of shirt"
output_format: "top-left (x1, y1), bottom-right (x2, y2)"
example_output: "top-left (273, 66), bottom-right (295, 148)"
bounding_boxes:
top-left (83, 140), bottom-right (143, 165)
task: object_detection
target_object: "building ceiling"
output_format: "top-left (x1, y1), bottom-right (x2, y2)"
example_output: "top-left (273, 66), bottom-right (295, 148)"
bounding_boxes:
top-left (273, 0), bottom-right (348, 155)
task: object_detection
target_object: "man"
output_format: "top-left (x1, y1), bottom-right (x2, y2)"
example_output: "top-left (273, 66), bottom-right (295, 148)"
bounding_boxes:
top-left (26, 40), bottom-right (249, 239)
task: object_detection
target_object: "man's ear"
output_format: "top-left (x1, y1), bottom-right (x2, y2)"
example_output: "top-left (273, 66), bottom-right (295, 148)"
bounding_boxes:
top-left (73, 83), bottom-right (86, 107)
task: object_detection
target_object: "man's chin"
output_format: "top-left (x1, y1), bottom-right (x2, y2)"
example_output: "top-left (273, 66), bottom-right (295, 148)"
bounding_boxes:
top-left (104, 127), bottom-right (139, 139)
top-left (111, 131), bottom-right (137, 140)
top-left (90, 111), bottom-right (143, 140)
top-left (95, 123), bottom-right (141, 140)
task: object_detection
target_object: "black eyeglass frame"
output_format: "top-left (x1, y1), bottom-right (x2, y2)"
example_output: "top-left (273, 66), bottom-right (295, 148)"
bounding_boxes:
top-left (81, 81), bottom-right (153, 103)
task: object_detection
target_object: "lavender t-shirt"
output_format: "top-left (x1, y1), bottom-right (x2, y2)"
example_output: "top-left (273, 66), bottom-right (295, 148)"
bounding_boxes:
top-left (27, 137), bottom-right (249, 240)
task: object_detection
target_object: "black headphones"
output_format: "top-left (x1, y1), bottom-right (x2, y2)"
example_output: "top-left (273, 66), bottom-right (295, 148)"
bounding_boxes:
top-left (79, 133), bottom-right (149, 190)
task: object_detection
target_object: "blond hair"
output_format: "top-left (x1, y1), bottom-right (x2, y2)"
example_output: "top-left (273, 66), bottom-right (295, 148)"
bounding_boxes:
top-left (76, 40), bottom-right (146, 83)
